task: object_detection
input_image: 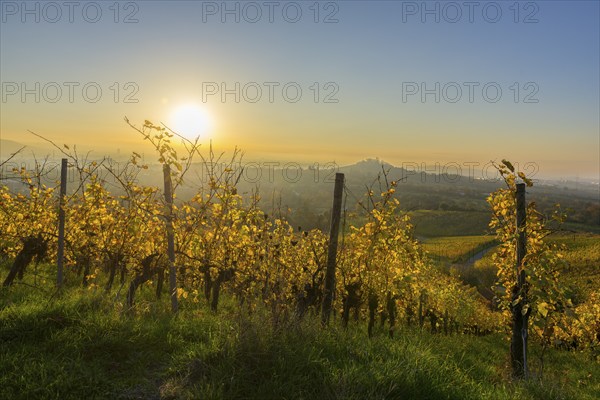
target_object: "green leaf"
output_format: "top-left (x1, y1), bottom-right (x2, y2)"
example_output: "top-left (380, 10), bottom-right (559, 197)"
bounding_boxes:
top-left (517, 172), bottom-right (533, 187)
top-left (538, 302), bottom-right (549, 318)
top-left (502, 159), bottom-right (515, 172)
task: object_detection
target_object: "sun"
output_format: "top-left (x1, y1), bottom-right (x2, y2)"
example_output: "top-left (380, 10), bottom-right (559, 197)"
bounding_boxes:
top-left (168, 104), bottom-right (213, 140)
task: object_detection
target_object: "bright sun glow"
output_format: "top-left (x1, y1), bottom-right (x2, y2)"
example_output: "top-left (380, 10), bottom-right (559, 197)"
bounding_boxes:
top-left (169, 104), bottom-right (213, 139)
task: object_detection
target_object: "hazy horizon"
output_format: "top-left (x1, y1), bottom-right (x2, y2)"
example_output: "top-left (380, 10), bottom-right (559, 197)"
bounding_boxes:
top-left (2, 137), bottom-right (598, 184)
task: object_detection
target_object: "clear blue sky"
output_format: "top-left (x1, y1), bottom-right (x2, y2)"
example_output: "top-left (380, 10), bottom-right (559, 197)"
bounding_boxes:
top-left (1, 0), bottom-right (599, 179)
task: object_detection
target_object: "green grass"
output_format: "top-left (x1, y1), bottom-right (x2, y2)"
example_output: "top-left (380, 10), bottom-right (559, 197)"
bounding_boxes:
top-left (547, 233), bottom-right (600, 304)
top-left (555, 222), bottom-right (600, 235)
top-left (409, 210), bottom-right (491, 238)
top-left (1, 286), bottom-right (598, 400)
top-left (422, 235), bottom-right (496, 264)
top-left (408, 210), bottom-right (599, 239)
top-left (433, 232), bottom-right (600, 303)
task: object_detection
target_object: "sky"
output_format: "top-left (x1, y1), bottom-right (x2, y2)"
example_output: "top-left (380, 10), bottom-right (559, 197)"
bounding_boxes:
top-left (1, 0), bottom-right (599, 180)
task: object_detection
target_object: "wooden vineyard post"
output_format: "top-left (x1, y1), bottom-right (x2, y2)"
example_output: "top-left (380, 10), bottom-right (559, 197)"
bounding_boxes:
top-left (511, 183), bottom-right (528, 378)
top-left (321, 173), bottom-right (345, 325)
top-left (163, 164), bottom-right (178, 313)
top-left (56, 158), bottom-right (67, 287)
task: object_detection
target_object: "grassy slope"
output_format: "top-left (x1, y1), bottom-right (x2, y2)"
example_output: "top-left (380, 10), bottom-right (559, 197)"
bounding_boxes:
top-left (458, 233), bottom-right (600, 303)
top-left (466, 233), bottom-right (600, 304)
top-left (409, 210), bottom-right (599, 238)
top-left (1, 287), bottom-right (598, 400)
top-left (548, 233), bottom-right (600, 304)
top-left (421, 235), bottom-right (496, 264)
top-left (409, 211), bottom-right (491, 238)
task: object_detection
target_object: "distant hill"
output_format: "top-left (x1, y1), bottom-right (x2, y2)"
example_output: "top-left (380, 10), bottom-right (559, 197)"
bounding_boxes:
top-left (0, 139), bottom-right (28, 157)
top-left (341, 158), bottom-right (394, 173)
top-left (0, 139), bottom-right (64, 160)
